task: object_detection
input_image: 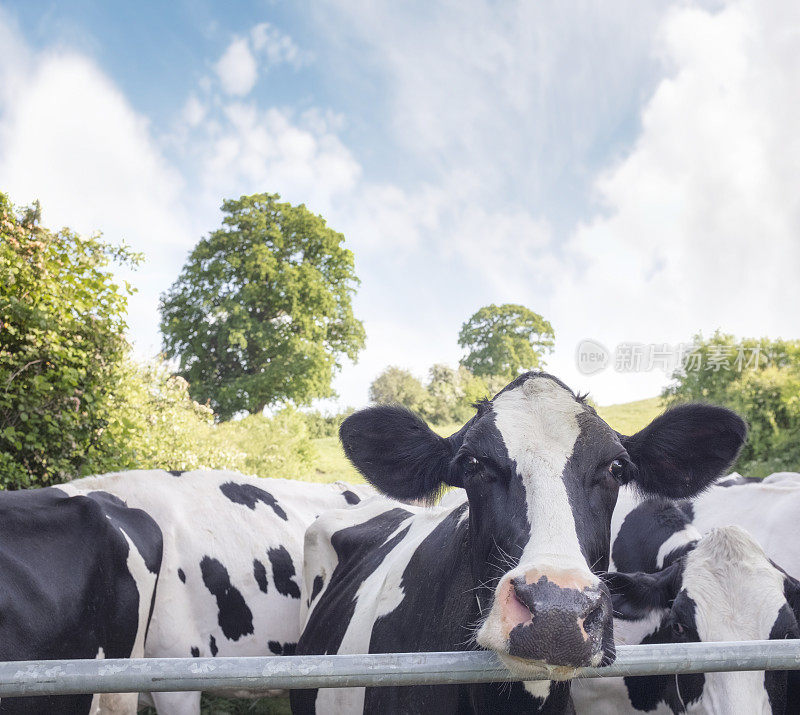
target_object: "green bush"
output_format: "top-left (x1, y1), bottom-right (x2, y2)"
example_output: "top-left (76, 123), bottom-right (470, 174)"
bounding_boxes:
top-left (0, 193), bottom-right (141, 488)
top-left (84, 359), bottom-right (242, 474)
top-left (422, 363), bottom-right (494, 424)
top-left (87, 359), bottom-right (317, 480)
top-left (726, 366), bottom-right (800, 476)
top-left (301, 408), bottom-right (354, 439)
top-left (368, 366), bottom-right (430, 413)
top-left (214, 407), bottom-right (316, 479)
top-left (664, 331), bottom-right (800, 475)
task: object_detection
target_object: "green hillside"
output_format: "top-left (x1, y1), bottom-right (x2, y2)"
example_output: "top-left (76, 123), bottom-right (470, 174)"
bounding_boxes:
top-left (595, 396), bottom-right (663, 436)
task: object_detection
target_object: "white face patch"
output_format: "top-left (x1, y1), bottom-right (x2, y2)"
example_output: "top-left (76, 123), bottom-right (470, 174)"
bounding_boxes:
top-left (656, 524), bottom-right (702, 569)
top-left (682, 526), bottom-right (787, 714)
top-left (476, 377), bottom-right (601, 656)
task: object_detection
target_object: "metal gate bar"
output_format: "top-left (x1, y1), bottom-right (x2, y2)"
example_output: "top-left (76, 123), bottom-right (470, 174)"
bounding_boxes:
top-left (1, 640), bottom-right (799, 697)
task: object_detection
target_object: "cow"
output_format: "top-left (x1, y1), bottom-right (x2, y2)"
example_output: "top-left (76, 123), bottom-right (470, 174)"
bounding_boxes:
top-left (0, 485), bottom-right (162, 714)
top-left (611, 474), bottom-right (800, 597)
top-left (291, 371), bottom-right (746, 714)
top-left (572, 525), bottom-right (800, 714)
top-left (68, 469), bottom-right (372, 715)
top-left (713, 472), bottom-right (761, 487)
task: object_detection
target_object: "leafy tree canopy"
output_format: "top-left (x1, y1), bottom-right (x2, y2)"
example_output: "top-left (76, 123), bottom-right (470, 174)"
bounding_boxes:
top-left (664, 331), bottom-right (800, 476)
top-left (458, 303), bottom-right (555, 378)
top-left (0, 192), bottom-right (141, 488)
top-left (160, 193), bottom-right (366, 419)
top-left (368, 366), bottom-right (428, 412)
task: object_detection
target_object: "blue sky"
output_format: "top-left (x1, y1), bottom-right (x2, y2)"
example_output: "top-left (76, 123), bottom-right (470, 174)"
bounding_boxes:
top-left (1, 0), bottom-right (798, 409)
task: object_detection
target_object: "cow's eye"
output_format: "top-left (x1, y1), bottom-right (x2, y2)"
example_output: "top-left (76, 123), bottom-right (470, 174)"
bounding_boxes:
top-left (464, 456), bottom-right (480, 472)
top-left (608, 459), bottom-right (626, 482)
top-left (462, 455), bottom-right (496, 483)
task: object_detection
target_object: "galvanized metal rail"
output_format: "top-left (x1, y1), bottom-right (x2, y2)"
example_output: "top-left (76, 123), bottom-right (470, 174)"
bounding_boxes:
top-left (1, 640), bottom-right (800, 697)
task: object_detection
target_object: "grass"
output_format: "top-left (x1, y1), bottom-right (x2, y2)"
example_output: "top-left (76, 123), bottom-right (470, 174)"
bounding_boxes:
top-left (595, 396), bottom-right (663, 435)
top-left (307, 435), bottom-right (363, 484)
top-left (200, 694), bottom-right (291, 714)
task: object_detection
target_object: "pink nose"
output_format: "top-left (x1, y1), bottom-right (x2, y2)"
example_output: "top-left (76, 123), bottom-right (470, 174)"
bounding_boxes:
top-left (499, 567), bottom-right (612, 667)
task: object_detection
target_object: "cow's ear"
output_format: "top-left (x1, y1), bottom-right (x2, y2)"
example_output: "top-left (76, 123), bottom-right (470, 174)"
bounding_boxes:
top-left (603, 561), bottom-right (682, 622)
top-left (339, 405), bottom-right (463, 502)
top-left (621, 404), bottom-right (747, 499)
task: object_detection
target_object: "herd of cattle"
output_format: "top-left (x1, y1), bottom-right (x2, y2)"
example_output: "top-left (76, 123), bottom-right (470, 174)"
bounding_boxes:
top-left (5, 371), bottom-right (800, 714)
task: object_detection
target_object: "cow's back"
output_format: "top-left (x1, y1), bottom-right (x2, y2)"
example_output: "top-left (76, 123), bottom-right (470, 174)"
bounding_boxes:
top-left (692, 477), bottom-right (800, 577)
top-left (0, 487), bottom-right (162, 714)
top-left (69, 470), bottom-right (370, 712)
top-left (70, 471), bottom-right (370, 659)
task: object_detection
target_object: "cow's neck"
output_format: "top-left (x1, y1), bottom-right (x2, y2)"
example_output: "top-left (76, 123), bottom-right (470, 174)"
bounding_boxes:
top-left (469, 680), bottom-right (571, 714)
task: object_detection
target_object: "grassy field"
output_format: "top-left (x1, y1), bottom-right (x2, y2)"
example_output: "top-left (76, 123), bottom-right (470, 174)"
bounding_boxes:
top-left (595, 396), bottom-right (663, 435)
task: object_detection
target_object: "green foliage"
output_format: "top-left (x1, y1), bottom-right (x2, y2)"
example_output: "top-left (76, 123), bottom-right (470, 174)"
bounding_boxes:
top-left (423, 363), bottom-right (492, 423)
top-left (458, 303), bottom-right (555, 378)
top-left (0, 193), bottom-right (141, 489)
top-left (301, 408), bottom-right (354, 439)
top-left (368, 366), bottom-right (429, 412)
top-left (368, 363), bottom-right (503, 424)
top-left (214, 407), bottom-right (316, 479)
top-left (663, 331), bottom-right (800, 474)
top-left (89, 359), bottom-right (316, 480)
top-left (86, 359), bottom-right (241, 474)
top-left (160, 193), bottom-right (366, 420)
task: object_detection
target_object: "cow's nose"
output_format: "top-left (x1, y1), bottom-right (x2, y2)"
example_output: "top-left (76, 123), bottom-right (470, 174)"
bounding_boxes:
top-left (504, 569), bottom-right (614, 668)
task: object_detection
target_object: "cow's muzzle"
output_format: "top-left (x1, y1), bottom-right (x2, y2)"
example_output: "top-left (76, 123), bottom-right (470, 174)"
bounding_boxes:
top-left (499, 568), bottom-right (614, 668)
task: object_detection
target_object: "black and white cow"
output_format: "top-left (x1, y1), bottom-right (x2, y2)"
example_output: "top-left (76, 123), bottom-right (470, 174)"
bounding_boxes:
top-left (693, 475), bottom-right (800, 581)
top-left (0, 485), bottom-right (162, 714)
top-left (291, 372), bottom-right (746, 714)
top-left (69, 469), bottom-right (371, 715)
top-left (611, 474), bottom-right (800, 605)
top-left (572, 524), bottom-right (800, 714)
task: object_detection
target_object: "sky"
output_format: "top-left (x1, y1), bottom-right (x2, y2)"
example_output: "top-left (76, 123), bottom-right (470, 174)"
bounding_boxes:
top-left (1, 0), bottom-right (798, 410)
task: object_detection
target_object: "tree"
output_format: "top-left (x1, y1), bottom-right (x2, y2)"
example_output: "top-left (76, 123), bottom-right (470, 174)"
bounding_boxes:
top-left (424, 363), bottom-right (491, 424)
top-left (0, 192), bottom-right (141, 488)
top-left (458, 304), bottom-right (555, 378)
top-left (664, 331), bottom-right (800, 476)
top-left (368, 367), bottom-right (428, 413)
top-left (160, 193), bottom-right (366, 419)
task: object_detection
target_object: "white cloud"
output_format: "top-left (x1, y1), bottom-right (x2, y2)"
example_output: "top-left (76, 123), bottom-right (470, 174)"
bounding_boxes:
top-left (315, 1), bottom-right (670, 199)
top-left (182, 94), bottom-right (206, 127)
top-left (215, 36), bottom-right (258, 96)
top-left (250, 22), bottom-right (309, 68)
top-left (214, 24), bottom-right (309, 98)
top-left (0, 11), bottom-right (369, 375)
top-left (548, 0), bottom-right (800, 403)
top-left (5, 1), bottom-right (800, 413)
top-left (0, 11), bottom-right (196, 357)
top-left (187, 102), bottom-right (362, 218)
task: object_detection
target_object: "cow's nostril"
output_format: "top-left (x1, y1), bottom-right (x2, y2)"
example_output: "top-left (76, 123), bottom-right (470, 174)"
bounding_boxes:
top-left (581, 598), bottom-right (605, 635)
top-left (511, 576), bottom-right (536, 614)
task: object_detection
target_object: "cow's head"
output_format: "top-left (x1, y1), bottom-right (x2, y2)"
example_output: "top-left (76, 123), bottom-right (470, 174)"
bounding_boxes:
top-left (607, 526), bottom-right (800, 714)
top-left (340, 372), bottom-right (746, 673)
